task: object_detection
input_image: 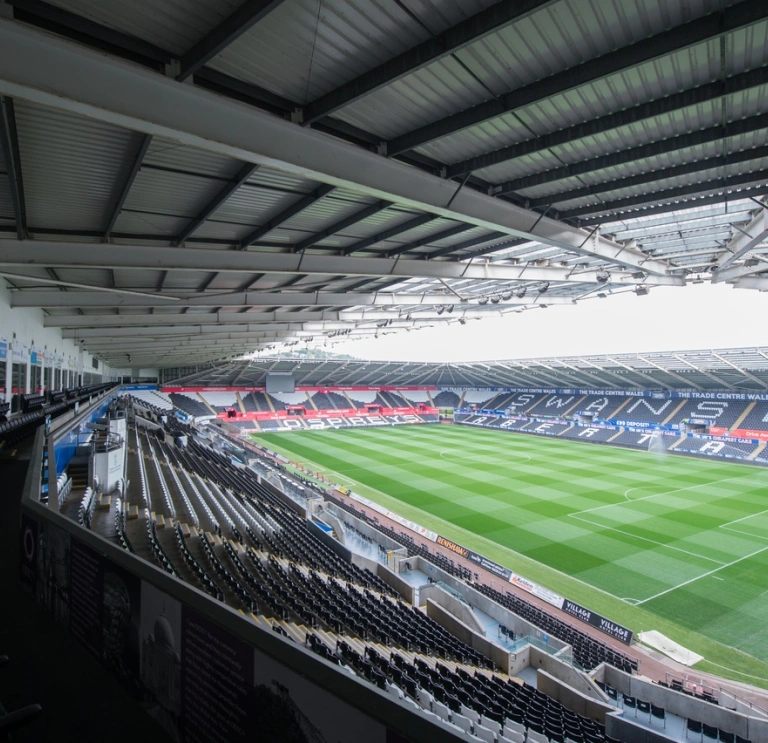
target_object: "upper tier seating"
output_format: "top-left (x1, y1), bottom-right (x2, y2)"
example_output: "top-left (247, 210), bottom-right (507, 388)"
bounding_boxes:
top-left (571, 395), bottom-right (625, 420)
top-left (431, 390), bottom-right (460, 407)
top-left (611, 397), bottom-right (678, 424)
top-left (310, 392), bottom-right (338, 410)
top-left (665, 398), bottom-right (750, 430)
top-left (525, 393), bottom-right (582, 417)
top-left (130, 389), bottom-right (174, 411)
top-left (199, 391), bottom-right (239, 411)
top-left (736, 401), bottom-right (768, 432)
top-left (168, 393), bottom-right (212, 418)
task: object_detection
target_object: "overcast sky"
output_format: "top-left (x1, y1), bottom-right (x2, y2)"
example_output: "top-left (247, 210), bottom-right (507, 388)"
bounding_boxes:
top-left (331, 283), bottom-right (767, 362)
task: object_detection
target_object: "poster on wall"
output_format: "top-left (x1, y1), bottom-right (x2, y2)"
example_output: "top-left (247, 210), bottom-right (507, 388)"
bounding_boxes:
top-left (69, 538), bottom-right (104, 660)
top-left (37, 519), bottom-right (71, 627)
top-left (140, 581), bottom-right (182, 742)
top-left (252, 644), bottom-right (390, 743)
top-left (19, 512), bottom-right (39, 593)
top-left (103, 561), bottom-right (143, 698)
top-left (180, 610), bottom-right (256, 743)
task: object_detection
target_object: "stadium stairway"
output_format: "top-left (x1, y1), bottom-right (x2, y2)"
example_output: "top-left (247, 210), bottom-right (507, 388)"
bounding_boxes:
top-left (667, 435), bottom-right (688, 451)
top-left (341, 391), bottom-right (356, 408)
top-left (265, 394), bottom-right (276, 413)
top-left (747, 441), bottom-right (766, 460)
top-left (606, 430), bottom-right (623, 443)
top-left (67, 459), bottom-right (89, 491)
top-left (562, 396), bottom-right (587, 417)
top-left (235, 392), bottom-right (247, 415)
top-left (661, 399), bottom-right (688, 426)
top-left (730, 402), bottom-right (756, 432)
top-left (605, 397), bottom-right (633, 419)
top-left (197, 393), bottom-right (218, 416)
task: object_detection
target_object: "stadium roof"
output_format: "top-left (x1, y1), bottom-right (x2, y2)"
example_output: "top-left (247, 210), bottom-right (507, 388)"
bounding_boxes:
top-left (1, 0), bottom-right (768, 368)
top-left (161, 346), bottom-right (768, 392)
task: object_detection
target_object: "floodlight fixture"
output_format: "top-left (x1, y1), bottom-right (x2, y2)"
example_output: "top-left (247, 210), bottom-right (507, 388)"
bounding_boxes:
top-left (446, 304), bottom-right (454, 313)
top-left (459, 318), bottom-right (466, 325)
top-left (490, 295), bottom-right (501, 304)
top-left (537, 282), bottom-right (549, 294)
top-left (478, 297), bottom-right (489, 305)
top-left (501, 291), bottom-right (513, 301)
top-left (631, 271), bottom-right (646, 279)
top-left (515, 287), bottom-right (527, 299)
top-left (634, 286), bottom-right (649, 296)
top-left (596, 270), bottom-right (610, 283)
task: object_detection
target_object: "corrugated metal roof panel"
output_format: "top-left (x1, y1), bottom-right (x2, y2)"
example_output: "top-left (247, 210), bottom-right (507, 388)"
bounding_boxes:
top-left (209, 0), bottom-right (494, 104)
top-left (143, 136), bottom-right (243, 178)
top-left (279, 193), bottom-right (375, 232)
top-left (184, 219), bottom-right (243, 242)
top-left (15, 101), bottom-right (135, 231)
top-left (113, 210), bottom-right (192, 238)
top-left (211, 185), bottom-right (299, 226)
top-left (48, 0), bottom-right (242, 56)
top-left (123, 168), bottom-right (223, 217)
top-left (339, 0), bottom-right (723, 149)
top-left (334, 55), bottom-right (494, 140)
top-left (246, 168), bottom-right (316, 194)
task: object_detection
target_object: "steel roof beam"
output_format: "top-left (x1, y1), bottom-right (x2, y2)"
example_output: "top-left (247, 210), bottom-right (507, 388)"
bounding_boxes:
top-left (44, 306), bottom-right (555, 327)
top-left (13, 289), bottom-right (580, 308)
top-left (175, 162), bottom-right (260, 245)
top-left (292, 200), bottom-right (392, 252)
top-left (496, 113), bottom-right (768, 196)
top-left (386, 224), bottom-right (475, 258)
top-left (0, 241), bottom-right (685, 287)
top-left (239, 185), bottom-right (335, 247)
top-left (424, 231), bottom-right (509, 259)
top-left (104, 133), bottom-right (152, 239)
top-left (301, 0), bottom-right (556, 124)
top-left (527, 147), bottom-right (768, 210)
top-left (0, 96), bottom-right (26, 239)
top-left (339, 214), bottom-right (436, 256)
top-left (712, 260), bottom-right (768, 283)
top-left (716, 204), bottom-right (768, 270)
top-left (0, 20), bottom-right (671, 274)
top-left (578, 191), bottom-right (768, 226)
top-left (559, 169), bottom-right (768, 222)
top-left (387, 1), bottom-right (768, 156)
top-left (176, 0), bottom-right (288, 82)
top-left (734, 276), bottom-right (768, 290)
top-left (447, 66), bottom-right (768, 178)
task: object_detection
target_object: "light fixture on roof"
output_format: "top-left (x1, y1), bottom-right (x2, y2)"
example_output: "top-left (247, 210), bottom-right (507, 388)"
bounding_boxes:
top-left (596, 270), bottom-right (611, 283)
top-left (631, 271), bottom-right (646, 280)
top-left (537, 282), bottom-right (549, 294)
top-left (515, 287), bottom-right (527, 299)
top-left (501, 291), bottom-right (513, 301)
top-left (459, 318), bottom-right (466, 325)
top-left (436, 305), bottom-right (445, 315)
top-left (446, 304), bottom-right (454, 313)
top-left (634, 286), bottom-right (649, 296)
top-left (478, 297), bottom-right (489, 305)
top-left (745, 258), bottom-right (760, 267)
top-left (597, 292), bottom-right (607, 298)
top-left (490, 295), bottom-right (501, 304)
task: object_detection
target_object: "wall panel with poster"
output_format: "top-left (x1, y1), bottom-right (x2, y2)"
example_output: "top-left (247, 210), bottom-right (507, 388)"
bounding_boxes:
top-left (20, 507), bottom-right (440, 743)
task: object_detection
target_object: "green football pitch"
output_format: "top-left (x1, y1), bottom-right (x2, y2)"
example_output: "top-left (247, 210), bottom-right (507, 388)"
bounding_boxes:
top-left (253, 424), bottom-right (768, 684)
